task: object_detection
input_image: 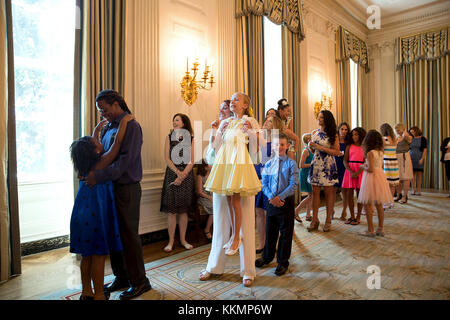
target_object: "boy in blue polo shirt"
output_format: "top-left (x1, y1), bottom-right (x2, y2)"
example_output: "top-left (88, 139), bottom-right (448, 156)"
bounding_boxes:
top-left (255, 133), bottom-right (299, 276)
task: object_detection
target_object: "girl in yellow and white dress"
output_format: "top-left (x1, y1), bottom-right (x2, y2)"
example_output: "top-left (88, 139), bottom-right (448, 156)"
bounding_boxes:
top-left (205, 92), bottom-right (261, 256)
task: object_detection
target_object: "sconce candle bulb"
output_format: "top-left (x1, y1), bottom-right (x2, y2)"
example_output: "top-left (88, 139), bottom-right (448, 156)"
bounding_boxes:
top-left (181, 56), bottom-right (215, 106)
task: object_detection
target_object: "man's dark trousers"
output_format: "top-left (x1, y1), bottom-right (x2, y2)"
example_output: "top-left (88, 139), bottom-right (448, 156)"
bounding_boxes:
top-left (110, 182), bottom-right (148, 287)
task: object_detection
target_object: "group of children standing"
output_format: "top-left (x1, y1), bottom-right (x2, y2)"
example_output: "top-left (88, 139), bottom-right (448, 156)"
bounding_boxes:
top-left (68, 91), bottom-right (425, 299)
top-left (294, 121), bottom-right (420, 239)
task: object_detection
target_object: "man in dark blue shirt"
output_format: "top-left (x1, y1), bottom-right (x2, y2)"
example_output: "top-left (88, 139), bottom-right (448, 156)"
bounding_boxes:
top-left (85, 90), bottom-right (151, 300)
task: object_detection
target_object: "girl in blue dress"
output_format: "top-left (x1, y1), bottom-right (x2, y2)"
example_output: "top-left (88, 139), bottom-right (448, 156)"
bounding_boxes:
top-left (69, 114), bottom-right (133, 300)
top-left (295, 133), bottom-right (314, 223)
top-left (334, 122), bottom-right (349, 220)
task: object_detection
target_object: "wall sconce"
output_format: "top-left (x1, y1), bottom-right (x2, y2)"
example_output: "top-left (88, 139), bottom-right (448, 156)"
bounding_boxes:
top-left (314, 87), bottom-right (333, 119)
top-left (180, 57), bottom-right (215, 106)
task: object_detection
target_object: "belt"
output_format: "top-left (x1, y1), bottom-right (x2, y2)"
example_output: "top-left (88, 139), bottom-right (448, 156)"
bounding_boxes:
top-left (348, 160), bottom-right (364, 163)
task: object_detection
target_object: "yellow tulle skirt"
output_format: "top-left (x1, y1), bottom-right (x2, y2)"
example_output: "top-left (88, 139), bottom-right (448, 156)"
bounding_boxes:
top-left (204, 126), bottom-right (261, 197)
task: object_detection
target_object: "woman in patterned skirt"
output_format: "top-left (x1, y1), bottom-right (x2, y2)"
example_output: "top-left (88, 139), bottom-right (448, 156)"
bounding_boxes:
top-left (160, 114), bottom-right (196, 252)
top-left (307, 110), bottom-right (342, 232)
top-left (380, 123), bottom-right (399, 210)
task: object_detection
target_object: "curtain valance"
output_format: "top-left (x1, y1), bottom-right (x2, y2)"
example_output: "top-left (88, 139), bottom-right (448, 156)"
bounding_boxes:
top-left (396, 27), bottom-right (449, 71)
top-left (336, 26), bottom-right (369, 73)
top-left (235, 0), bottom-right (305, 41)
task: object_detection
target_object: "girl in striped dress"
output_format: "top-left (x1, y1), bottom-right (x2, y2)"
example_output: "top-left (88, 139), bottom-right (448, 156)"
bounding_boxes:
top-left (380, 123), bottom-right (399, 209)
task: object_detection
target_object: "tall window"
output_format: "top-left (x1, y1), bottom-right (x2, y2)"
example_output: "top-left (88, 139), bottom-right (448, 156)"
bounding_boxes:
top-left (12, 0), bottom-right (76, 243)
top-left (350, 59), bottom-right (358, 128)
top-left (263, 17), bottom-right (283, 117)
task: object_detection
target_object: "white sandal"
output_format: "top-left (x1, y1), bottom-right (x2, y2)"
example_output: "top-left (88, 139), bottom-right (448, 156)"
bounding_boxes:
top-left (243, 276), bottom-right (254, 287)
top-left (164, 244), bottom-right (173, 252)
top-left (199, 269), bottom-right (211, 281)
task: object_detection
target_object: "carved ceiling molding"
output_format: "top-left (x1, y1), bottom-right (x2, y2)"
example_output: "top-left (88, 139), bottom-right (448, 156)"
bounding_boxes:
top-left (302, 5), bottom-right (338, 40)
top-left (302, 0), bottom-right (368, 41)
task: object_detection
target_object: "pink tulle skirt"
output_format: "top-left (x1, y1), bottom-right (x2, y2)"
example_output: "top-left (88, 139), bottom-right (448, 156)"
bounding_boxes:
top-left (358, 168), bottom-right (393, 205)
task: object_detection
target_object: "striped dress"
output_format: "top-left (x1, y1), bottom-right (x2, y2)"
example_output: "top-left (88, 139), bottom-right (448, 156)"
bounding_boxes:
top-left (383, 143), bottom-right (400, 186)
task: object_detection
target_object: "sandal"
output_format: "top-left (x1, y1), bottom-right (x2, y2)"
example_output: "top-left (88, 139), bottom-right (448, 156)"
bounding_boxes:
top-left (164, 243), bottom-right (173, 252)
top-left (350, 219), bottom-right (360, 225)
top-left (295, 215), bottom-right (303, 223)
top-left (243, 276), bottom-right (254, 287)
top-left (339, 215), bottom-right (347, 221)
top-left (323, 222), bottom-right (332, 232)
top-left (204, 231), bottom-right (212, 240)
top-left (360, 231), bottom-right (376, 238)
top-left (305, 216), bottom-right (312, 222)
top-left (376, 228), bottom-right (385, 237)
top-left (344, 218), bottom-right (353, 224)
top-left (307, 220), bottom-right (320, 232)
top-left (394, 193), bottom-right (403, 202)
top-left (399, 196), bottom-right (408, 204)
top-left (199, 269), bottom-right (211, 281)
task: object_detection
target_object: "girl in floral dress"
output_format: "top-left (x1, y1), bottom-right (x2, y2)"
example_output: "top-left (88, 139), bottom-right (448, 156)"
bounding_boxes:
top-left (307, 110), bottom-right (342, 233)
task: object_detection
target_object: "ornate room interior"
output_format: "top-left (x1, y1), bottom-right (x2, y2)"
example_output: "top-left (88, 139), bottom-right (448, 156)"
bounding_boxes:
top-left (0, 0), bottom-right (449, 301)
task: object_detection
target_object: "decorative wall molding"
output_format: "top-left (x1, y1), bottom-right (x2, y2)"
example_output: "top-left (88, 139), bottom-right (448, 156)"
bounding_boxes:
top-left (217, 0), bottom-right (236, 100)
top-left (172, 0), bottom-right (206, 16)
top-left (303, 0), bottom-right (368, 42)
top-left (131, 0), bottom-right (162, 171)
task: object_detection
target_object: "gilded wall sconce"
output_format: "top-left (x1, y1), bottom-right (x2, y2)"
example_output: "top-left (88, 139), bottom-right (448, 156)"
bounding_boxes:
top-left (180, 58), bottom-right (215, 106)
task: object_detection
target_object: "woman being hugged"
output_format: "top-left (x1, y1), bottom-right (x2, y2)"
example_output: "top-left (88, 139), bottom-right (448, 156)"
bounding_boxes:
top-left (307, 110), bottom-right (342, 232)
top-left (358, 130), bottom-right (393, 237)
top-left (160, 113), bottom-right (196, 252)
top-left (70, 114), bottom-right (134, 300)
top-left (341, 127), bottom-right (367, 226)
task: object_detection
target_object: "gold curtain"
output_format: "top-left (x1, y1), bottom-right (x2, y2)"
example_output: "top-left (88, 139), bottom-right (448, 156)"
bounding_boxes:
top-left (236, 0), bottom-right (305, 40)
top-left (236, 13), bottom-right (265, 122)
top-left (77, 0), bottom-right (126, 136)
top-left (357, 64), bottom-right (370, 129)
top-left (336, 26), bottom-right (369, 126)
top-left (396, 28), bottom-right (449, 190)
top-left (335, 59), bottom-right (351, 125)
top-left (235, 0), bottom-right (305, 123)
top-left (0, 0), bottom-right (21, 283)
top-left (396, 27), bottom-right (449, 69)
top-left (336, 26), bottom-right (369, 72)
top-left (282, 25), bottom-right (302, 200)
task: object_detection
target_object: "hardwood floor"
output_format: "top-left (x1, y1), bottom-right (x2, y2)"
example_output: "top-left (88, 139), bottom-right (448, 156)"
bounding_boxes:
top-left (1, 189), bottom-right (447, 300)
top-left (0, 228), bottom-right (211, 300)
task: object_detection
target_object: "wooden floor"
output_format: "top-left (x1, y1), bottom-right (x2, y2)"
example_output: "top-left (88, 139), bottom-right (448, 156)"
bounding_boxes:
top-left (0, 229), bottom-right (211, 300)
top-left (0, 189), bottom-right (448, 300)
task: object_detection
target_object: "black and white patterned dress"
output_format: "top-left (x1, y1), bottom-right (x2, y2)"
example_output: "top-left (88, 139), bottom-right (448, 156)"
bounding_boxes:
top-left (160, 133), bottom-right (195, 214)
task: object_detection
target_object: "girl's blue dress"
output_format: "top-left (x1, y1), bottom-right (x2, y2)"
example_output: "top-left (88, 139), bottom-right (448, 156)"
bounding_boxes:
top-left (70, 181), bottom-right (123, 257)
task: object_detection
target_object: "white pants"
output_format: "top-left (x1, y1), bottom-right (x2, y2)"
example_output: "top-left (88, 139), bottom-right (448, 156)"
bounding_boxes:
top-left (206, 193), bottom-right (256, 280)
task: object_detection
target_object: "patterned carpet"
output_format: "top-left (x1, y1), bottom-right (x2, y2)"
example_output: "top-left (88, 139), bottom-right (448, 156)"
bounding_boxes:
top-left (43, 191), bottom-right (450, 300)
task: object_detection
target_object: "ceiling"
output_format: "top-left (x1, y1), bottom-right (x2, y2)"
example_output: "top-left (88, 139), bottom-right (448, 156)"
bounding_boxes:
top-left (334, 0), bottom-right (446, 24)
top-left (345, 0), bottom-right (438, 16)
